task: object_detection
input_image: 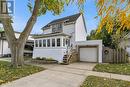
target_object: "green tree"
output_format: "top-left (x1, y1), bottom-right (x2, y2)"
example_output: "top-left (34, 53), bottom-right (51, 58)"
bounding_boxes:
top-left (88, 24), bottom-right (130, 48)
top-left (87, 27), bottom-right (114, 48)
top-left (0, 0), bottom-right (85, 67)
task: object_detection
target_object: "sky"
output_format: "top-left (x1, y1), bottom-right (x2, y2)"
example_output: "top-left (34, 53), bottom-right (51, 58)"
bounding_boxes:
top-left (12, 0), bottom-right (100, 35)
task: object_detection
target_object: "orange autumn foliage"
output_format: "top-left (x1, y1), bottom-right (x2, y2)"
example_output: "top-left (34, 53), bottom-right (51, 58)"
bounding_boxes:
top-left (96, 0), bottom-right (130, 34)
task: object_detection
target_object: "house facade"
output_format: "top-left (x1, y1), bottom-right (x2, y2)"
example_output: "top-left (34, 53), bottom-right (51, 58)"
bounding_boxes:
top-left (33, 13), bottom-right (102, 63)
top-left (0, 31), bottom-right (34, 57)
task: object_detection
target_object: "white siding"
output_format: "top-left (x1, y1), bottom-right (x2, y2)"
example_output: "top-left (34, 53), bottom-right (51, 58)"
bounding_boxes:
top-left (3, 40), bottom-right (10, 55)
top-left (33, 36), bottom-right (68, 62)
top-left (43, 28), bottom-right (52, 34)
top-left (63, 24), bottom-right (75, 47)
top-left (75, 15), bottom-right (87, 41)
top-left (0, 40), bottom-right (10, 56)
top-left (33, 48), bottom-right (66, 62)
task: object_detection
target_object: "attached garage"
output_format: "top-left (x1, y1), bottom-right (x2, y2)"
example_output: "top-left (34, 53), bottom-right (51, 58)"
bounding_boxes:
top-left (79, 46), bottom-right (98, 62)
top-left (75, 40), bottom-right (102, 63)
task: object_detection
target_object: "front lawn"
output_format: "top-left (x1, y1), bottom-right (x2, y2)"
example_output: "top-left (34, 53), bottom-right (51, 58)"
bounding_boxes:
top-left (81, 76), bottom-right (130, 87)
top-left (93, 64), bottom-right (130, 75)
top-left (0, 61), bottom-right (44, 85)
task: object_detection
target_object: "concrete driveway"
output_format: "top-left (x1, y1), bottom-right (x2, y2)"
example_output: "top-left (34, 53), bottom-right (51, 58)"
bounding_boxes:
top-left (1, 62), bottom-right (96, 87)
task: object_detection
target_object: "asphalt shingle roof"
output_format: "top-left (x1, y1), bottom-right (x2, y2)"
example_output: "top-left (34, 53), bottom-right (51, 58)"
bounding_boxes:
top-left (42, 13), bottom-right (81, 29)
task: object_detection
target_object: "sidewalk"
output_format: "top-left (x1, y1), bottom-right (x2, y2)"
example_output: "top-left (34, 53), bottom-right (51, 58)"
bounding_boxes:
top-left (0, 63), bottom-right (130, 87)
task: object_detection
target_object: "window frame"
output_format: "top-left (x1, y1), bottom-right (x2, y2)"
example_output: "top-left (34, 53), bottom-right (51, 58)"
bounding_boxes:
top-left (39, 40), bottom-right (42, 47)
top-left (35, 40), bottom-right (38, 47)
top-left (52, 23), bottom-right (62, 33)
top-left (52, 38), bottom-right (55, 47)
top-left (43, 39), bottom-right (46, 47)
top-left (47, 39), bottom-right (50, 47)
top-left (57, 38), bottom-right (61, 47)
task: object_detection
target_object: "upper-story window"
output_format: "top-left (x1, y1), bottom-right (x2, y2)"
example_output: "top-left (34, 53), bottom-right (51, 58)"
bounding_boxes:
top-left (52, 23), bottom-right (62, 33)
top-left (57, 38), bottom-right (61, 47)
top-left (39, 40), bottom-right (42, 47)
top-left (43, 39), bottom-right (46, 47)
top-left (47, 39), bottom-right (50, 47)
top-left (35, 40), bottom-right (38, 47)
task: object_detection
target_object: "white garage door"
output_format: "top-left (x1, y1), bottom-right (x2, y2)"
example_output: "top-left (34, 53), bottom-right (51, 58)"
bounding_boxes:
top-left (126, 47), bottom-right (130, 57)
top-left (80, 47), bottom-right (98, 62)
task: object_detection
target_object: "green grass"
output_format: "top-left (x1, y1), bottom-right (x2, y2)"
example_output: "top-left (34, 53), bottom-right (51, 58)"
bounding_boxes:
top-left (0, 61), bottom-right (44, 85)
top-left (81, 76), bottom-right (130, 87)
top-left (93, 64), bottom-right (130, 75)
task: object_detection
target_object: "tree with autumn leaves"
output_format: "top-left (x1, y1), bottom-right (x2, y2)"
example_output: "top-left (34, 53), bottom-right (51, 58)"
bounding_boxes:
top-left (96, 0), bottom-right (130, 33)
top-left (0, 0), bottom-right (130, 67)
top-left (96, 0), bottom-right (130, 48)
top-left (0, 0), bottom-right (84, 67)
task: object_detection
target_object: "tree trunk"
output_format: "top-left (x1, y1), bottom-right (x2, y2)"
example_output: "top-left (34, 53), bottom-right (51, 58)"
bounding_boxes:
top-left (0, 0), bottom-right (40, 67)
top-left (10, 41), bottom-right (25, 67)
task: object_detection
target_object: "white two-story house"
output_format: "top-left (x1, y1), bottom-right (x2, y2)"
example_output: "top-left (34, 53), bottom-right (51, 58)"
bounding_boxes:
top-left (33, 13), bottom-right (102, 63)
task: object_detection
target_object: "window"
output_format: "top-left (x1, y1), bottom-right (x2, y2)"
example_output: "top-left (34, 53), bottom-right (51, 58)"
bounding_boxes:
top-left (57, 38), bottom-right (60, 47)
top-left (52, 23), bottom-right (62, 33)
top-left (39, 40), bottom-right (42, 47)
top-left (68, 39), bottom-right (70, 47)
top-left (63, 38), bottom-right (66, 47)
top-left (35, 40), bottom-right (38, 47)
top-left (47, 39), bottom-right (50, 47)
top-left (52, 39), bottom-right (55, 47)
top-left (43, 39), bottom-right (46, 47)
top-left (66, 39), bottom-right (70, 47)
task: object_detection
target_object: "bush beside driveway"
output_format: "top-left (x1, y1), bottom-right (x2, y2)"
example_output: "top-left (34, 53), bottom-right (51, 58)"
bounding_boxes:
top-left (93, 63), bottom-right (130, 75)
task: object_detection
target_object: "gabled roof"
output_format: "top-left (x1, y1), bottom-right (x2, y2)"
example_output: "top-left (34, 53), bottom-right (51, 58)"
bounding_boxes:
top-left (42, 13), bottom-right (81, 29)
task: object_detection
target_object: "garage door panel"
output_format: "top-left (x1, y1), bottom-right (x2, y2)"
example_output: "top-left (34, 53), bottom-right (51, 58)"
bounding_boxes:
top-left (80, 47), bottom-right (97, 62)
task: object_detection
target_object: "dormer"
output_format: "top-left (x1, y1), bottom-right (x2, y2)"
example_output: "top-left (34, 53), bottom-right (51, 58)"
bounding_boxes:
top-left (52, 23), bottom-right (63, 33)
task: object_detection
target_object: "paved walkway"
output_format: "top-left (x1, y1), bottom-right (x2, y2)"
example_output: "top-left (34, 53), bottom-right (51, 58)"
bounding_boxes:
top-left (1, 63), bottom-right (130, 87)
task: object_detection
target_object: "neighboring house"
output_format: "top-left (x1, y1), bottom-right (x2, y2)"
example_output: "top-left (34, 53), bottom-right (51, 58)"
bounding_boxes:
top-left (0, 31), bottom-right (34, 57)
top-left (120, 33), bottom-right (130, 57)
top-left (33, 13), bottom-right (102, 63)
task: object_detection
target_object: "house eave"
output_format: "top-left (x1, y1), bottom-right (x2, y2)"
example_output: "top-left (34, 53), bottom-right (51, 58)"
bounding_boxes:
top-left (33, 33), bottom-right (71, 39)
top-left (42, 21), bottom-right (76, 31)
